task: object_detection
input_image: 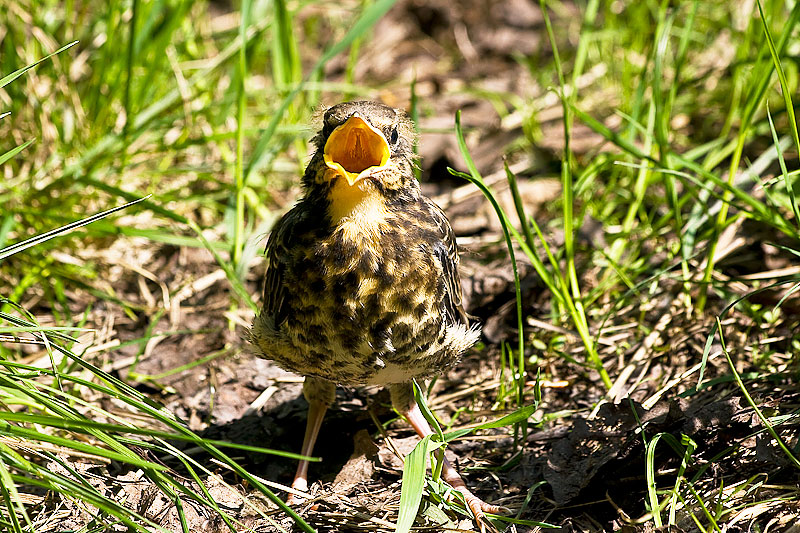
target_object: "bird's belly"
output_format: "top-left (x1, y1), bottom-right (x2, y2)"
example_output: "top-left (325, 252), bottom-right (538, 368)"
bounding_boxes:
top-left (261, 235), bottom-right (461, 384)
top-left (284, 270), bottom-right (447, 383)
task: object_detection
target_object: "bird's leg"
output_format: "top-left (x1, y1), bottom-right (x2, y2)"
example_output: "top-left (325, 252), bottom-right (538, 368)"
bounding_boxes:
top-left (288, 376), bottom-right (336, 504)
top-left (389, 383), bottom-right (503, 531)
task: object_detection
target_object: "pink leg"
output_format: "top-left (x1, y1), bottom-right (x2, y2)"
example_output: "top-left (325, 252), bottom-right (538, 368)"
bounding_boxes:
top-left (288, 399), bottom-right (327, 497)
top-left (288, 377), bottom-right (335, 504)
top-left (391, 384), bottom-right (503, 531)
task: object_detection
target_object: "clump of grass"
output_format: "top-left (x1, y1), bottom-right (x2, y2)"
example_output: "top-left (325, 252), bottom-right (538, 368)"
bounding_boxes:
top-left (1, 64), bottom-right (309, 526)
top-left (0, 303), bottom-right (314, 532)
top-left (447, 0), bottom-right (800, 528)
top-left (396, 380), bottom-right (544, 533)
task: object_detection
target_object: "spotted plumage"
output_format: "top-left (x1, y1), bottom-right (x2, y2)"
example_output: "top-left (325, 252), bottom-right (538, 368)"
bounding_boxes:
top-left (250, 102), bottom-right (479, 386)
top-left (249, 101), bottom-right (500, 530)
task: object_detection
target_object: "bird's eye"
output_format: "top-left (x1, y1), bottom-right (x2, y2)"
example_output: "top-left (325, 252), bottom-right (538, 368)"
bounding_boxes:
top-left (390, 127), bottom-right (399, 144)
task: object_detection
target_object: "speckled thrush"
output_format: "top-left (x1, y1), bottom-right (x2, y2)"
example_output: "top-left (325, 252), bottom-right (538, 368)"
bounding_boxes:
top-left (250, 101), bottom-right (502, 528)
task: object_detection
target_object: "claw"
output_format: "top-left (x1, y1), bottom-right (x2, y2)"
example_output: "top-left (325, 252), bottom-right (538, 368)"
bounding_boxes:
top-left (451, 482), bottom-right (504, 532)
top-left (286, 493), bottom-right (303, 506)
top-left (286, 486), bottom-right (320, 510)
top-left (286, 478), bottom-right (320, 509)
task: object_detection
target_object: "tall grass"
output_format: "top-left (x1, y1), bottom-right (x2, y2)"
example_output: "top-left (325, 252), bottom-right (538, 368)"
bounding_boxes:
top-left (1, 1), bottom-right (395, 530)
top-left (0, 43), bottom-right (314, 533)
top-left (445, 0), bottom-right (800, 528)
top-left (507, 0), bottom-right (800, 375)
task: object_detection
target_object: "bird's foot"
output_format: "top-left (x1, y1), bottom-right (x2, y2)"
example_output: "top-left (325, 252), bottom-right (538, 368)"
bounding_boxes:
top-left (459, 491), bottom-right (504, 533)
top-left (286, 493), bottom-right (320, 511)
top-left (286, 478), bottom-right (314, 507)
top-left (286, 492), bottom-right (305, 507)
top-left (451, 484), bottom-right (506, 533)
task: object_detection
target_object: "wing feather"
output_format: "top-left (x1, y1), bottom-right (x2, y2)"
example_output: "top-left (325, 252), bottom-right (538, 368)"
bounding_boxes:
top-left (424, 198), bottom-right (469, 326)
top-left (261, 209), bottom-right (301, 326)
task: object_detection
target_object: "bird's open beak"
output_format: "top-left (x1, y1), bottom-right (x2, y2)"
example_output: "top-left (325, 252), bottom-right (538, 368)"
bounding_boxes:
top-left (323, 114), bottom-right (391, 186)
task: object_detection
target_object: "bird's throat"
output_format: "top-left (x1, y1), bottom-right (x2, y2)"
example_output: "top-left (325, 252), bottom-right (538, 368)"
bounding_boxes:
top-left (327, 177), bottom-right (391, 240)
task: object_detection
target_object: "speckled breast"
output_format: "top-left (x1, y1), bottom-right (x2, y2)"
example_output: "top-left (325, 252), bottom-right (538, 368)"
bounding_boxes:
top-left (279, 218), bottom-right (456, 385)
top-left (248, 191), bottom-right (472, 388)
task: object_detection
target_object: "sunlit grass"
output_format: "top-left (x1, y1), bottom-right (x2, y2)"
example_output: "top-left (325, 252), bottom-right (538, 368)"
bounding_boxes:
top-left (0, 210), bottom-right (315, 532)
top-left (448, 0), bottom-right (799, 528)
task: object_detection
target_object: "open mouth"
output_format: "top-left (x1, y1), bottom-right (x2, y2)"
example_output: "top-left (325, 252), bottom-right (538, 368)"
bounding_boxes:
top-left (323, 114), bottom-right (391, 186)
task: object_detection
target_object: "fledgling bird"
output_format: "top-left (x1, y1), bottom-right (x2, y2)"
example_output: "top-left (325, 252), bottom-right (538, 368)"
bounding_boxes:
top-left (250, 100), bottom-right (501, 528)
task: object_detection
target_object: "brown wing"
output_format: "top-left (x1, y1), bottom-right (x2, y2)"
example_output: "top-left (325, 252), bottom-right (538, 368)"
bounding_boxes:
top-left (423, 198), bottom-right (470, 326)
top-left (261, 208), bottom-right (302, 326)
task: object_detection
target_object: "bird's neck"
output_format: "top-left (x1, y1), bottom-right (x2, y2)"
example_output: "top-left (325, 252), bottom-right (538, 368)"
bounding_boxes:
top-left (326, 178), bottom-right (392, 242)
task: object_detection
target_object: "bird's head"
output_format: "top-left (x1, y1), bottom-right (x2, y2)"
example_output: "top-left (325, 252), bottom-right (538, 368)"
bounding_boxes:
top-left (308, 101), bottom-right (417, 200)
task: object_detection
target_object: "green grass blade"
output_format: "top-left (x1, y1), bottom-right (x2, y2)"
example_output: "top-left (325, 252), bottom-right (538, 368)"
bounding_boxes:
top-left (0, 139), bottom-right (34, 167)
top-left (245, 0), bottom-right (397, 182)
top-left (122, 0), bottom-right (139, 143)
top-left (443, 403), bottom-right (537, 442)
top-left (0, 196), bottom-right (150, 261)
top-left (411, 379), bottom-right (446, 480)
top-left (0, 41), bottom-right (78, 88)
top-left (716, 317), bottom-right (800, 470)
top-left (396, 434), bottom-right (444, 533)
top-left (411, 379), bottom-right (443, 441)
top-left (766, 106), bottom-right (800, 228)
top-left (757, 0), bottom-right (800, 230)
top-left (0, 422), bottom-right (166, 471)
top-left (645, 433), bottom-right (667, 527)
top-left (0, 456), bottom-right (31, 533)
top-left (271, 0), bottom-right (301, 89)
top-left (450, 111), bottom-right (528, 401)
top-left (232, 0), bottom-right (252, 269)
top-left (0, 411), bottom-right (313, 461)
top-left (669, 435), bottom-right (698, 525)
top-left (504, 161), bottom-right (536, 252)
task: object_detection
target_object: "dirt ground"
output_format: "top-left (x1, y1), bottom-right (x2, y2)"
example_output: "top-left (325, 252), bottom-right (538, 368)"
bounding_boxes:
top-left (25, 0), bottom-right (800, 532)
